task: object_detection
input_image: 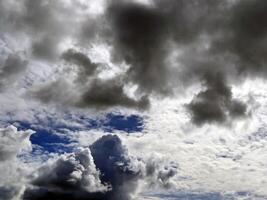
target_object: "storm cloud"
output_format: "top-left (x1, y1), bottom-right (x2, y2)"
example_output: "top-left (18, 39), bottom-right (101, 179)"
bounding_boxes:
top-left (187, 73), bottom-right (247, 125)
top-left (2, 0), bottom-right (267, 122)
top-left (107, 1), bottom-right (171, 94)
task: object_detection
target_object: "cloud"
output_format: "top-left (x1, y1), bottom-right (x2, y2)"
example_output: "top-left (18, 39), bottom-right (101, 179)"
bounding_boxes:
top-left (2, 0), bottom-right (267, 124)
top-left (23, 148), bottom-right (108, 200)
top-left (62, 49), bottom-right (99, 83)
top-left (107, 1), bottom-right (171, 95)
top-left (0, 125), bottom-right (33, 161)
top-left (0, 54), bottom-right (28, 92)
top-left (0, 126), bottom-right (34, 200)
top-left (0, 186), bottom-right (25, 200)
top-left (20, 0), bottom-right (72, 60)
top-left (103, 0), bottom-right (252, 124)
top-left (187, 72), bottom-right (247, 125)
top-left (77, 78), bottom-right (150, 109)
top-left (216, 0), bottom-right (267, 76)
top-left (31, 76), bottom-right (149, 110)
top-left (24, 134), bottom-right (177, 200)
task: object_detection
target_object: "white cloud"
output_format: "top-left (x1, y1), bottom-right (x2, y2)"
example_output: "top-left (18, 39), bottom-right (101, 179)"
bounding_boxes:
top-left (0, 126), bottom-right (34, 200)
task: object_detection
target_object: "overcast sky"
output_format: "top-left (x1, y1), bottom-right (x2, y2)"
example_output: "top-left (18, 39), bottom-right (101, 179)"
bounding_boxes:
top-left (0, 0), bottom-right (267, 199)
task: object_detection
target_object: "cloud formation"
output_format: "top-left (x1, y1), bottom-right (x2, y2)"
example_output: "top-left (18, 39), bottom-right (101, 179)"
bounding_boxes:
top-left (107, 1), bottom-right (171, 95)
top-left (0, 126), bottom-right (34, 200)
top-left (0, 126), bottom-right (33, 161)
top-left (2, 0), bottom-right (267, 124)
top-left (24, 134), bottom-right (177, 200)
top-left (187, 72), bottom-right (247, 125)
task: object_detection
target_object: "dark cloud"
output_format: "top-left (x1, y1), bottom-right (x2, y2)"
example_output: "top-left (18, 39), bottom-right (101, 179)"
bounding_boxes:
top-left (2, 0), bottom-right (266, 123)
top-left (187, 73), bottom-right (247, 125)
top-left (77, 78), bottom-right (150, 109)
top-left (24, 135), bottom-right (177, 200)
top-left (107, 1), bottom-right (171, 94)
top-left (223, 0), bottom-right (267, 75)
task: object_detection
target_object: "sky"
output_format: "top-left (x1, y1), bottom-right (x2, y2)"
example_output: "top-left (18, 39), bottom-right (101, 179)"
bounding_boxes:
top-left (0, 0), bottom-right (267, 199)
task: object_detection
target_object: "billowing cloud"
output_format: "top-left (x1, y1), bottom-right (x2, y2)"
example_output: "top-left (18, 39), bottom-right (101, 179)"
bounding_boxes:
top-left (23, 148), bottom-right (108, 200)
top-left (1, 0), bottom-right (267, 123)
top-left (107, 1), bottom-right (171, 95)
top-left (24, 134), bottom-right (177, 200)
top-left (187, 72), bottom-right (247, 125)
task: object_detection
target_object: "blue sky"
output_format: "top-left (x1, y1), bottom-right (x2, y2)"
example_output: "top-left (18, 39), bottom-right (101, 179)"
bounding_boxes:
top-left (7, 113), bottom-right (144, 153)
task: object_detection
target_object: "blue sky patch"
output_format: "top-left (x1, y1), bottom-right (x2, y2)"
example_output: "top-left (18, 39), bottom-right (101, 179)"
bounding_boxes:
top-left (12, 121), bottom-right (74, 153)
top-left (3, 112), bottom-right (144, 154)
top-left (98, 113), bottom-right (144, 133)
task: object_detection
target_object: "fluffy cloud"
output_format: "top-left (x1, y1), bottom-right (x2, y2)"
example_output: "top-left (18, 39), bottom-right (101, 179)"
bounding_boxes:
top-left (0, 126), bottom-right (34, 200)
top-left (23, 148), bottom-right (108, 200)
top-left (23, 134), bottom-right (177, 200)
top-left (0, 126), bottom-right (33, 161)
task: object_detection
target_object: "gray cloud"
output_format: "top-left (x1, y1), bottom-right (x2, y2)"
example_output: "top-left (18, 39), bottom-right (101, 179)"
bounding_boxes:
top-left (187, 73), bottom-right (247, 125)
top-left (2, 0), bottom-right (267, 124)
top-left (216, 0), bottom-right (267, 76)
top-left (62, 49), bottom-right (99, 83)
top-left (0, 54), bottom-right (28, 91)
top-left (77, 78), bottom-right (150, 109)
top-left (32, 76), bottom-right (149, 110)
top-left (107, 1), bottom-right (171, 95)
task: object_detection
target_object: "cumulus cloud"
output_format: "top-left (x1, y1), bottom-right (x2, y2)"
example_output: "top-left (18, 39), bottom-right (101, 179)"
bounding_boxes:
top-left (24, 134), bottom-right (177, 200)
top-left (23, 148), bottom-right (108, 200)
